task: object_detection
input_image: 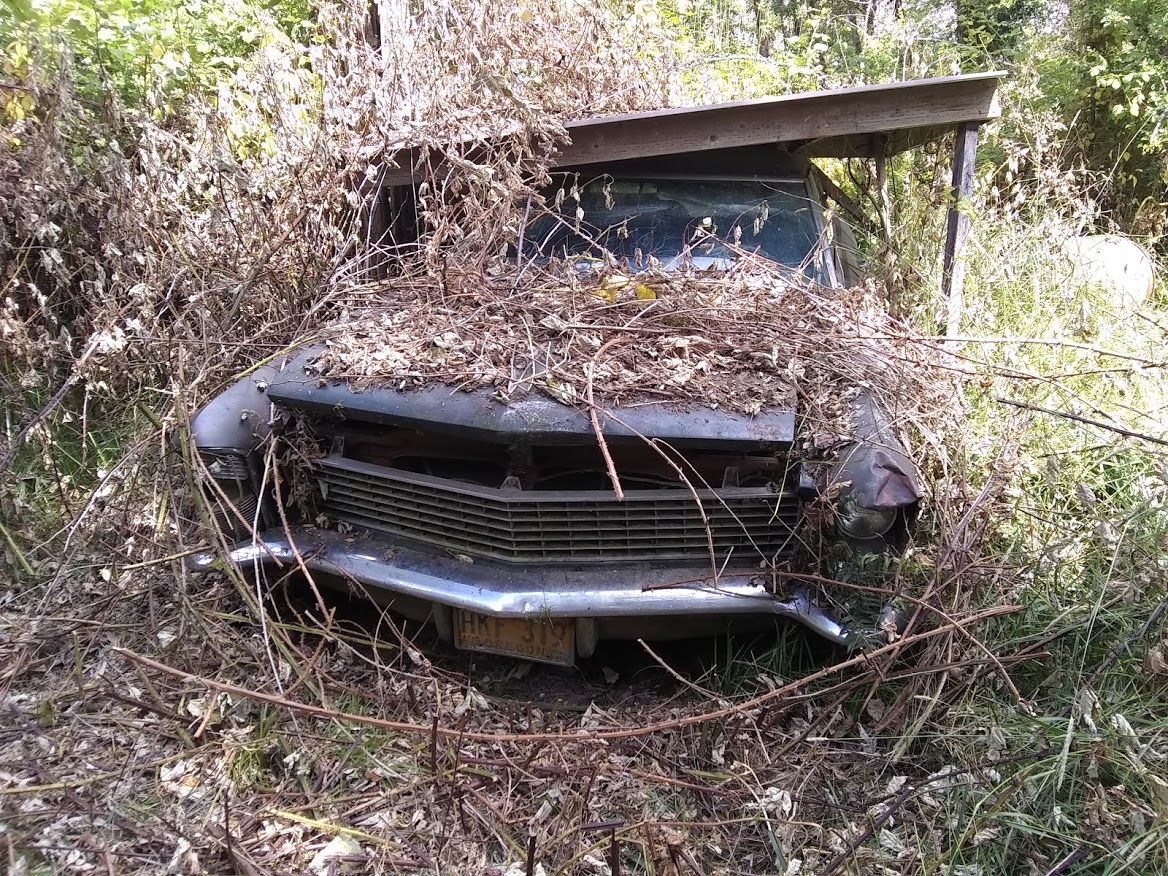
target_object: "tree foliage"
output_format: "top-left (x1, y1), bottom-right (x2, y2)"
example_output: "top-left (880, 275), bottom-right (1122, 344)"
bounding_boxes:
top-left (1, 0), bottom-right (314, 119)
top-left (1059, 0), bottom-right (1168, 230)
top-left (648, 0), bottom-right (1166, 235)
top-left (955, 0), bottom-right (1040, 65)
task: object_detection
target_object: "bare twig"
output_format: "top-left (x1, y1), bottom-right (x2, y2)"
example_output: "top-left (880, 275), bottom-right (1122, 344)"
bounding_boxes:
top-left (112, 605), bottom-right (1016, 744)
top-left (996, 396), bottom-right (1168, 447)
top-left (586, 338), bottom-right (624, 501)
top-left (638, 639), bottom-right (721, 702)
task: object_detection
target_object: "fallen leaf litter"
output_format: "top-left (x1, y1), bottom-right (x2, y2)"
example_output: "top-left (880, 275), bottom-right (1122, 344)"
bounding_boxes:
top-left (317, 257), bottom-right (955, 450)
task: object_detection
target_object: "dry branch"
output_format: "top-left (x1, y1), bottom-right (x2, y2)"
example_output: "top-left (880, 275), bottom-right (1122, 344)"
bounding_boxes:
top-left (111, 604), bottom-right (1017, 744)
top-left (996, 396), bottom-right (1168, 446)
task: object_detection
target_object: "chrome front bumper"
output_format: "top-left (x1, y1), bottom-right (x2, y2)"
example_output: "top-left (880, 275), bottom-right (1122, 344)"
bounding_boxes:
top-left (188, 527), bottom-right (854, 645)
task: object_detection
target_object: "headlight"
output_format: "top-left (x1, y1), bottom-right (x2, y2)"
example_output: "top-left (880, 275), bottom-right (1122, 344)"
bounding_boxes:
top-left (199, 449), bottom-right (260, 540)
top-left (837, 501), bottom-right (897, 540)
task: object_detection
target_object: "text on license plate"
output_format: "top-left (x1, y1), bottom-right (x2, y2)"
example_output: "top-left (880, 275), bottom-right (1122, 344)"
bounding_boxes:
top-left (453, 610), bottom-right (575, 666)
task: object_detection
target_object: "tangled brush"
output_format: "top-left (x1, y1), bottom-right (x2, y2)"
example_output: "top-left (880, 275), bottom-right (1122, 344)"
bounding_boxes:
top-left (318, 257), bottom-right (958, 454)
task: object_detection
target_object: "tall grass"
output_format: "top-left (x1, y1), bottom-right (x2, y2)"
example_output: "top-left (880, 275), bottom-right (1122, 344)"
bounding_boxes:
top-left (876, 96), bottom-right (1168, 868)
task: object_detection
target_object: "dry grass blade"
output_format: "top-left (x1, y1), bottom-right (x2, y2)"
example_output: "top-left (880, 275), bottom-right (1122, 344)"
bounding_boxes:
top-left (112, 604), bottom-right (1018, 743)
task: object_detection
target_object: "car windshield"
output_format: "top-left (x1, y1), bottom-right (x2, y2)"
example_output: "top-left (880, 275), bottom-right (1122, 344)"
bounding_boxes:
top-left (526, 177), bottom-right (827, 279)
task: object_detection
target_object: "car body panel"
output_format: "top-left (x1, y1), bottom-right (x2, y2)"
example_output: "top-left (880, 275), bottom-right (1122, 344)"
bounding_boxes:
top-left (263, 347), bottom-right (797, 451)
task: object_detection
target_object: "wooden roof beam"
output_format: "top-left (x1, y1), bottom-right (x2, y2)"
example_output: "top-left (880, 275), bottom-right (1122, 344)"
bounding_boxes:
top-left (378, 72), bottom-right (1004, 186)
top-left (551, 72), bottom-right (1002, 167)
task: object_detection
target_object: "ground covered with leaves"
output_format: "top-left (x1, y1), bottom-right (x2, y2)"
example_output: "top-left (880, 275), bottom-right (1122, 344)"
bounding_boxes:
top-left (0, 556), bottom-right (1024, 876)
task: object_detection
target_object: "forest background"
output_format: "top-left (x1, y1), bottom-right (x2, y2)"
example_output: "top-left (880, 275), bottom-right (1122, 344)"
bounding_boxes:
top-left (2, 0), bottom-right (1168, 874)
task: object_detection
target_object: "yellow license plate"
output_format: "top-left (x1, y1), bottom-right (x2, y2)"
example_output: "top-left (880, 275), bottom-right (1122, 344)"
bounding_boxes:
top-left (453, 611), bottom-right (575, 666)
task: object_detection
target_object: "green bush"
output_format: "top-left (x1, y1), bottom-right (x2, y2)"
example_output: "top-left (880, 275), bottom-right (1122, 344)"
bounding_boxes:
top-left (1, 0), bottom-right (314, 117)
top-left (1037, 0), bottom-right (1168, 232)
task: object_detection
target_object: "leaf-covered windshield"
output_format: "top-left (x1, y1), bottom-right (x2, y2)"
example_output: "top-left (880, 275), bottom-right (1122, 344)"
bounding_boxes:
top-left (526, 177), bottom-right (827, 278)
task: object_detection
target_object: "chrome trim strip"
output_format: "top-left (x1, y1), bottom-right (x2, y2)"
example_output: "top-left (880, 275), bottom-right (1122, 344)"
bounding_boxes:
top-left (189, 528), bottom-right (852, 644)
top-left (319, 454), bottom-right (790, 504)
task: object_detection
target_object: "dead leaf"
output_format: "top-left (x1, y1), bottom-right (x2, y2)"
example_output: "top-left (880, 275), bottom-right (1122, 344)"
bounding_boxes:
top-left (1144, 642), bottom-right (1168, 676)
top-left (309, 835), bottom-right (362, 875)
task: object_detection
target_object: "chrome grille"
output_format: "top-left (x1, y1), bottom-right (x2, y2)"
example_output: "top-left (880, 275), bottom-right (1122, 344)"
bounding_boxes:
top-left (211, 488), bottom-right (260, 539)
top-left (316, 455), bottom-right (800, 564)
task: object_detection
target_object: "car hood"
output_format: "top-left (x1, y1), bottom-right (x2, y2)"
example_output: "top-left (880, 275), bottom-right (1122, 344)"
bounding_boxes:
top-left (258, 345), bottom-right (796, 451)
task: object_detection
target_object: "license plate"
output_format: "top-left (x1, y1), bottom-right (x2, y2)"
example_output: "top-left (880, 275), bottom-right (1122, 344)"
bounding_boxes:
top-left (453, 610), bottom-right (575, 666)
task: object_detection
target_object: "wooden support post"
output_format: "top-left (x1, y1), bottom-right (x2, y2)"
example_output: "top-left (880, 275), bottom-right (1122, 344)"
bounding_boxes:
top-left (365, 0), bottom-right (381, 44)
top-left (873, 140), bottom-right (892, 244)
top-left (359, 0), bottom-right (411, 279)
top-left (942, 121), bottom-right (979, 337)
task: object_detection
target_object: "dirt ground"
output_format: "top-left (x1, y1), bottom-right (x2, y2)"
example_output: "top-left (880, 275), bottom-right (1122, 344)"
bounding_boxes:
top-left (2, 570), bottom-right (968, 876)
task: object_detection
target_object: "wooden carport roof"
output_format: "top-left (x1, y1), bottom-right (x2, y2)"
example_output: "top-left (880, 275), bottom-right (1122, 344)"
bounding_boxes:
top-left (557, 70), bottom-right (1004, 165)
top-left (379, 71), bottom-right (1004, 186)
top-left (373, 71), bottom-right (1005, 336)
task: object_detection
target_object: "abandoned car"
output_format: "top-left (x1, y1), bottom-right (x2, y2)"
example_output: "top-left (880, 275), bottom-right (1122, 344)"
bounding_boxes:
top-left (188, 74), bottom-right (1003, 665)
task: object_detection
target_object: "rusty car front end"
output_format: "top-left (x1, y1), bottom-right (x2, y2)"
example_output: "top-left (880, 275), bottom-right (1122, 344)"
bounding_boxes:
top-left (185, 74), bottom-right (1007, 664)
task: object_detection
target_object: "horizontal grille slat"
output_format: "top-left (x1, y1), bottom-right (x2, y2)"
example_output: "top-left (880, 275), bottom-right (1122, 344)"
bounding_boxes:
top-left (320, 472), bottom-right (800, 524)
top-left (321, 475), bottom-right (799, 529)
top-left (323, 498), bottom-right (787, 546)
top-left (316, 456), bottom-right (801, 563)
top-left (200, 450), bottom-right (252, 481)
top-left (327, 511), bottom-right (775, 551)
top-left (321, 486), bottom-right (795, 531)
